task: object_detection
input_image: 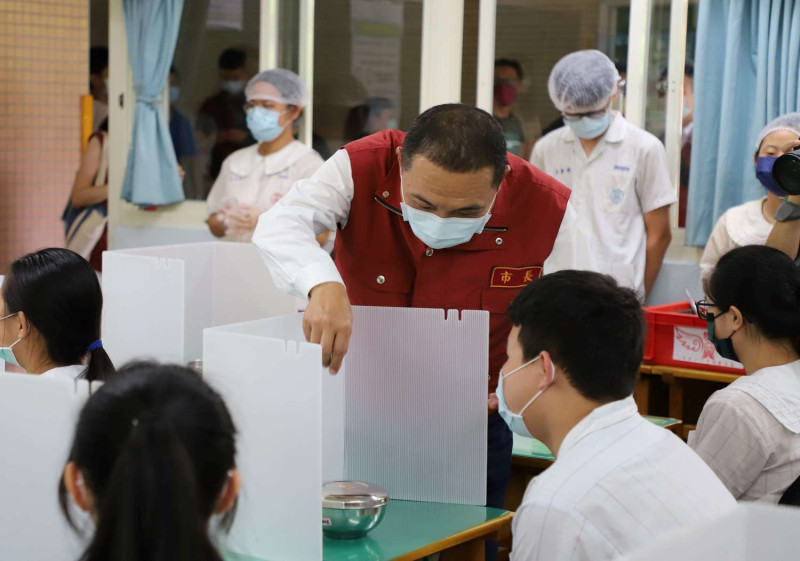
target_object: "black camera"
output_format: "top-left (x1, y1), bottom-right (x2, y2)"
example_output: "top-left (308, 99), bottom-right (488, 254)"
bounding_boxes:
top-left (774, 143), bottom-right (800, 195)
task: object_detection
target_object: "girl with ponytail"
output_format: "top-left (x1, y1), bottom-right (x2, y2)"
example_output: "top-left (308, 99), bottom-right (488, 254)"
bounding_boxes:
top-left (0, 248), bottom-right (115, 381)
top-left (60, 362), bottom-right (241, 561)
top-left (690, 245), bottom-right (800, 503)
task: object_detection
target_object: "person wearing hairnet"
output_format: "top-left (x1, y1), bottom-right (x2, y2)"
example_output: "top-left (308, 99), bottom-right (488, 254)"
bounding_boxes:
top-left (701, 113), bottom-right (800, 276)
top-left (531, 50), bottom-right (676, 298)
top-left (207, 69), bottom-right (325, 243)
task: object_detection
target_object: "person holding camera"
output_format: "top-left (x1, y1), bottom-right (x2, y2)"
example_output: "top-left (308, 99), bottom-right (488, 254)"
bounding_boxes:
top-left (701, 113), bottom-right (800, 276)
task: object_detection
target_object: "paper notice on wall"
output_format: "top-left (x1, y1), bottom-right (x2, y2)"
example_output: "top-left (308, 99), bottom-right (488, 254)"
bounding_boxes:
top-left (350, 0), bottom-right (403, 106)
top-left (672, 326), bottom-right (743, 369)
top-left (206, 0), bottom-right (243, 31)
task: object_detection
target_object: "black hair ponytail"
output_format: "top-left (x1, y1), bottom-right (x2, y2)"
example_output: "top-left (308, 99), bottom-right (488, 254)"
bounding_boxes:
top-left (3, 248), bottom-right (116, 381)
top-left (706, 245), bottom-right (800, 354)
top-left (60, 363), bottom-right (237, 561)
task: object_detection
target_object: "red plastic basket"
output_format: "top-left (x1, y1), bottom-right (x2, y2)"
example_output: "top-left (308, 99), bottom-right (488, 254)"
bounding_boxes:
top-left (643, 302), bottom-right (745, 374)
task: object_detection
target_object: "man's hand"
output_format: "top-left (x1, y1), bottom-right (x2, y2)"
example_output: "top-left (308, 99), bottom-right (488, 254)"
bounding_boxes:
top-left (488, 392), bottom-right (499, 415)
top-left (304, 282), bottom-right (353, 374)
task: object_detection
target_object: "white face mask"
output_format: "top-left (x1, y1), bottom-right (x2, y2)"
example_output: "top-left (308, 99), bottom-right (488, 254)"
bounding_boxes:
top-left (496, 353), bottom-right (556, 438)
top-left (399, 176), bottom-right (497, 249)
top-left (0, 312), bottom-right (22, 367)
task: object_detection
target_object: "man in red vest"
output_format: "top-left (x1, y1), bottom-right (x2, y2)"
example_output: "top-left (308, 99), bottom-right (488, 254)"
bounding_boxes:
top-left (254, 104), bottom-right (594, 560)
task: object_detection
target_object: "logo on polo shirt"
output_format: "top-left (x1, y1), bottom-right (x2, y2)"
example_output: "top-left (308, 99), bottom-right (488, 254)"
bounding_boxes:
top-left (490, 266), bottom-right (543, 288)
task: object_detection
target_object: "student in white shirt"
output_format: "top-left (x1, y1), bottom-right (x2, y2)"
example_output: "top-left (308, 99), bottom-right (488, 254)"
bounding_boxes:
top-left (0, 248), bottom-right (116, 381)
top-left (207, 68), bottom-right (325, 243)
top-left (60, 362), bottom-right (241, 561)
top-left (531, 50), bottom-right (676, 297)
top-left (496, 270), bottom-right (735, 561)
top-left (701, 113), bottom-right (800, 276)
top-left (691, 246), bottom-right (800, 502)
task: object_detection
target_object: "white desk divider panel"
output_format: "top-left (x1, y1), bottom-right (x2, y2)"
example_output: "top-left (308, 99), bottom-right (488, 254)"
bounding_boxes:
top-left (102, 242), bottom-right (297, 367)
top-left (0, 374), bottom-right (90, 561)
top-left (206, 306), bottom-right (489, 509)
top-left (204, 318), bottom-right (323, 561)
top-left (344, 307), bottom-right (489, 505)
top-left (623, 503), bottom-right (800, 561)
top-left (0, 274), bottom-right (4, 373)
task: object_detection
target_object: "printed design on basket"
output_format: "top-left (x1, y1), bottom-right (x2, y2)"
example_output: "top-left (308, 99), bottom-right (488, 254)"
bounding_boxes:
top-left (673, 326), bottom-right (741, 369)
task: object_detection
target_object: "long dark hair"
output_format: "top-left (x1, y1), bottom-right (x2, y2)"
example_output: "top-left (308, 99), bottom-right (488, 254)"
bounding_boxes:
top-left (60, 362), bottom-right (238, 561)
top-left (2, 248), bottom-right (115, 381)
top-left (705, 245), bottom-right (800, 354)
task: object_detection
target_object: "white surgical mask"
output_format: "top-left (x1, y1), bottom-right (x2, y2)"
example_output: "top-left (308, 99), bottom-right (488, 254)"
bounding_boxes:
top-left (400, 176), bottom-right (496, 249)
top-left (0, 312), bottom-right (22, 367)
top-left (496, 353), bottom-right (556, 438)
top-left (565, 111), bottom-right (612, 139)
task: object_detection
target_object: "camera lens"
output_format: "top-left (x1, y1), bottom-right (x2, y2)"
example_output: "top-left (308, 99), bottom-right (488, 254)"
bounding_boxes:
top-left (774, 149), bottom-right (800, 196)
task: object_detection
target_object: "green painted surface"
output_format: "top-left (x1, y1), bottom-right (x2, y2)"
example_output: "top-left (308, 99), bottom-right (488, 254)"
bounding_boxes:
top-left (512, 415), bottom-right (681, 461)
top-left (225, 500), bottom-right (508, 561)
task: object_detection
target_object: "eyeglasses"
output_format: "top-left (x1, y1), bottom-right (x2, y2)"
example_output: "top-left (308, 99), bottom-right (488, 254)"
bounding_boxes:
top-left (695, 300), bottom-right (724, 321)
top-left (243, 100), bottom-right (292, 112)
top-left (561, 109), bottom-right (609, 122)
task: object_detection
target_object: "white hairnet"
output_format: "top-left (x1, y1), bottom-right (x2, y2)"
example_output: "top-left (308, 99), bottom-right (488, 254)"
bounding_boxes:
top-left (755, 113), bottom-right (800, 151)
top-left (547, 50), bottom-right (620, 113)
top-left (245, 68), bottom-right (309, 107)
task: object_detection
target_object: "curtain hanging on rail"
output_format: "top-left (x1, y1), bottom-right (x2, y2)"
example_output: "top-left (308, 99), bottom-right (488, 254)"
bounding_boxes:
top-left (121, 0), bottom-right (185, 207)
top-left (686, 0), bottom-right (800, 246)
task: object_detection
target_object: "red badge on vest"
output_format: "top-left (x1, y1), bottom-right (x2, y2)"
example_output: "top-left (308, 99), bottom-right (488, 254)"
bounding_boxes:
top-left (490, 266), bottom-right (542, 288)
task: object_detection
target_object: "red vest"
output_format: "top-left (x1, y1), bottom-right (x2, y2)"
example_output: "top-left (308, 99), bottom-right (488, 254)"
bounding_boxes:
top-left (335, 130), bottom-right (570, 391)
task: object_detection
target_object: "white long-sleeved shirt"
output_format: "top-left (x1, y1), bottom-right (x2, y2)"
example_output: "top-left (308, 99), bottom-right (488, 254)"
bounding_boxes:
top-left (511, 397), bottom-right (735, 561)
top-left (689, 360), bottom-right (800, 502)
top-left (253, 149), bottom-right (597, 299)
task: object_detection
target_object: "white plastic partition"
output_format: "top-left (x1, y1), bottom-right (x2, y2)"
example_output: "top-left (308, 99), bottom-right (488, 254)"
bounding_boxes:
top-left (204, 318), bottom-right (324, 561)
top-left (623, 503), bottom-right (800, 561)
top-left (0, 374), bottom-right (90, 561)
top-left (102, 242), bottom-right (297, 367)
top-left (205, 306), bottom-right (489, 514)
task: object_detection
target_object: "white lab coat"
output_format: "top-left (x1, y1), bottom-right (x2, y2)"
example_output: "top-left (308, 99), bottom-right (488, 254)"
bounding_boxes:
top-left (689, 360), bottom-right (800, 502)
top-left (207, 141), bottom-right (324, 242)
top-left (700, 198), bottom-right (771, 277)
top-left (511, 397), bottom-right (735, 561)
top-left (531, 113), bottom-right (677, 296)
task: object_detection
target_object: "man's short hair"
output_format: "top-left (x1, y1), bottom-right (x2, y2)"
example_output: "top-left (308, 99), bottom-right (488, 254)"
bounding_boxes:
top-left (507, 270), bottom-right (645, 402)
top-left (218, 48), bottom-right (246, 71)
top-left (402, 104), bottom-right (507, 187)
top-left (495, 58), bottom-right (523, 80)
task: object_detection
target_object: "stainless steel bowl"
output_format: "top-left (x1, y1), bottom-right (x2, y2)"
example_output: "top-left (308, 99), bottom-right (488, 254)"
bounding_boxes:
top-left (322, 481), bottom-right (390, 539)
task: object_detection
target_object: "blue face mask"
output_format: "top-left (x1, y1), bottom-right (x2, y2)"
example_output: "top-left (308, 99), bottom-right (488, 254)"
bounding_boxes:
top-left (755, 156), bottom-right (788, 197)
top-left (706, 317), bottom-right (740, 363)
top-left (221, 80), bottom-right (245, 95)
top-left (565, 111), bottom-right (613, 140)
top-left (496, 353), bottom-right (555, 438)
top-left (0, 312), bottom-right (22, 367)
top-left (400, 177), bottom-right (496, 249)
top-left (246, 107), bottom-right (288, 143)
top-left (169, 86), bottom-right (180, 104)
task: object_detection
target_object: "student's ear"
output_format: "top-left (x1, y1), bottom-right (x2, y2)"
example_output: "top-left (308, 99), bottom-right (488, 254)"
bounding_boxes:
top-left (63, 462), bottom-right (92, 513)
top-left (539, 350), bottom-right (556, 389)
top-left (215, 469), bottom-right (242, 514)
top-left (396, 146), bottom-right (403, 168)
top-left (729, 305), bottom-right (745, 331)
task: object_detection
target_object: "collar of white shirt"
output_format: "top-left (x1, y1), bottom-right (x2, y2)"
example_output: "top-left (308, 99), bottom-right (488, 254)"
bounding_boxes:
top-left (40, 364), bottom-right (85, 380)
top-left (229, 141), bottom-right (310, 178)
top-left (556, 395), bottom-right (639, 458)
top-left (730, 360), bottom-right (800, 433)
top-left (560, 111), bottom-right (628, 145)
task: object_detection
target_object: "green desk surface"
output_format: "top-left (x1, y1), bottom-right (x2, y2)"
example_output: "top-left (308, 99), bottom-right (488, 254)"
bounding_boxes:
top-left (512, 415), bottom-right (681, 461)
top-left (225, 500), bottom-right (510, 561)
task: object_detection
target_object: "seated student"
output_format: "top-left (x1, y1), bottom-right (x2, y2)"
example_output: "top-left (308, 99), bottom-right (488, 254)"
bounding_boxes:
top-left (690, 246), bottom-right (800, 502)
top-left (0, 248), bottom-right (115, 381)
top-left (60, 362), bottom-right (241, 561)
top-left (701, 113), bottom-right (800, 276)
top-left (497, 270), bottom-right (735, 561)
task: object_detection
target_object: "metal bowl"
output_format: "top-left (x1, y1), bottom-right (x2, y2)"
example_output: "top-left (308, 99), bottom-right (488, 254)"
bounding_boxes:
top-left (322, 481), bottom-right (390, 539)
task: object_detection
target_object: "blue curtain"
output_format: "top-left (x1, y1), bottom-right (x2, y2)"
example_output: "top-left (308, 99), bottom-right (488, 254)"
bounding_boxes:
top-left (686, 0), bottom-right (800, 246)
top-left (121, 0), bottom-right (185, 207)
